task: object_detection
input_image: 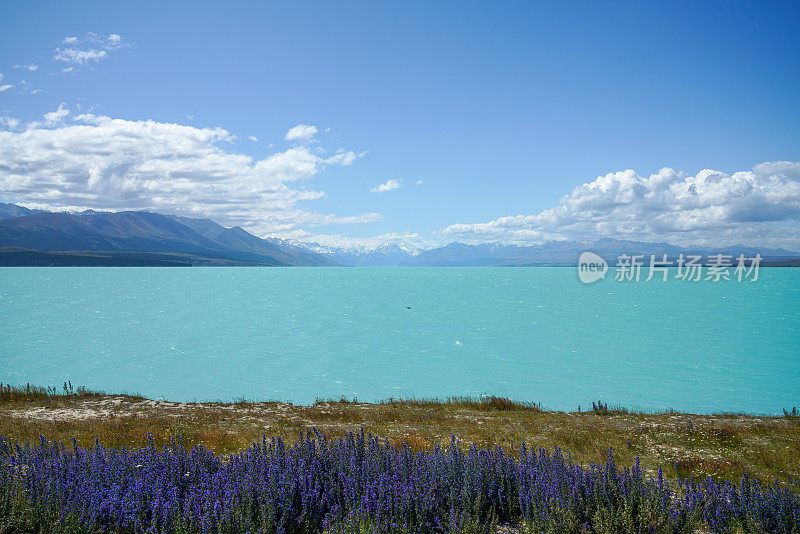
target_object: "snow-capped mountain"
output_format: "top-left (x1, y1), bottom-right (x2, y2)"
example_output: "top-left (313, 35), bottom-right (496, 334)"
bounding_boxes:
top-left (268, 240), bottom-right (425, 266)
top-left (286, 237), bottom-right (800, 267)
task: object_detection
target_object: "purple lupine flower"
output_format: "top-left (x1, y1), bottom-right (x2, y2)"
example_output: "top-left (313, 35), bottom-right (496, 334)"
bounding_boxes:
top-left (0, 431), bottom-right (798, 533)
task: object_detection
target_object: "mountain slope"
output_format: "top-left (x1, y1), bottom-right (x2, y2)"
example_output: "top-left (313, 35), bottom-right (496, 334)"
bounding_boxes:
top-left (0, 207), bottom-right (336, 266)
top-left (167, 215), bottom-right (337, 265)
top-left (0, 203), bottom-right (39, 220)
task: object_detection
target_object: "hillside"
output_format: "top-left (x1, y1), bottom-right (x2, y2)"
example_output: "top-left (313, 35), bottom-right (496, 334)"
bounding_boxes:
top-left (0, 205), bottom-right (336, 266)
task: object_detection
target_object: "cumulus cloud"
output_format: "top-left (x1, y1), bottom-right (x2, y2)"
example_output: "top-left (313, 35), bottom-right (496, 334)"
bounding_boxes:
top-left (441, 163), bottom-right (800, 249)
top-left (14, 64), bottom-right (39, 71)
top-left (43, 103), bottom-right (70, 124)
top-left (285, 124), bottom-right (318, 141)
top-left (249, 136), bottom-right (258, 141)
top-left (54, 33), bottom-right (125, 66)
top-left (0, 117), bottom-right (20, 129)
top-left (370, 178), bottom-right (403, 193)
top-left (0, 84), bottom-right (13, 92)
top-left (0, 107), bottom-right (372, 236)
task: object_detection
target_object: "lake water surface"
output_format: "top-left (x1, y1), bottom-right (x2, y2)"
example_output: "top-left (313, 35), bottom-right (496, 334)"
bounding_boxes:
top-left (1, 267), bottom-right (798, 413)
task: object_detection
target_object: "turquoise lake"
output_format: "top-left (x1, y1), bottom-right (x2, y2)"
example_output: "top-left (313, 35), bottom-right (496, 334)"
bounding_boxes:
top-left (1, 267), bottom-right (798, 414)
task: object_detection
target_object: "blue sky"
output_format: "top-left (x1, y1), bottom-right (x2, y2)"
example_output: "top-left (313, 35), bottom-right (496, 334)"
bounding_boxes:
top-left (0, 0), bottom-right (799, 249)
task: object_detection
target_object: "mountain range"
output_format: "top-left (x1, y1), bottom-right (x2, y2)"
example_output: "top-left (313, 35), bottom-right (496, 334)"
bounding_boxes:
top-left (295, 239), bottom-right (800, 267)
top-left (1, 203), bottom-right (799, 266)
top-left (0, 203), bottom-right (334, 266)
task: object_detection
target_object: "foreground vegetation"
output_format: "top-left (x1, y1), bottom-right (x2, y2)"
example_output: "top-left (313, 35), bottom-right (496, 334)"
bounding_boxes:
top-left (1, 385), bottom-right (799, 533)
top-left (2, 428), bottom-right (798, 533)
top-left (1, 384), bottom-right (798, 488)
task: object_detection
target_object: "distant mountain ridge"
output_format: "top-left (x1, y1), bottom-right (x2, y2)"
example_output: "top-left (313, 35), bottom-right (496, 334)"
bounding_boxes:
top-left (2, 203), bottom-right (798, 266)
top-left (290, 236), bottom-right (800, 267)
top-left (0, 205), bottom-right (335, 266)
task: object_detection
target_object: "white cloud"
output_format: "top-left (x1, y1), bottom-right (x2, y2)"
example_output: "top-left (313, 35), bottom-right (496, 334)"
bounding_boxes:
top-left (370, 178), bottom-right (403, 193)
top-left (54, 33), bottom-right (124, 66)
top-left (416, 180), bottom-right (424, 185)
top-left (0, 110), bottom-right (370, 236)
top-left (55, 48), bottom-right (107, 64)
top-left (43, 103), bottom-right (70, 124)
top-left (14, 64), bottom-right (39, 71)
top-left (0, 117), bottom-right (20, 129)
top-left (0, 77), bottom-right (41, 96)
top-left (326, 149), bottom-right (363, 166)
top-left (249, 136), bottom-right (258, 141)
top-left (440, 163), bottom-right (800, 249)
top-left (285, 124), bottom-right (318, 141)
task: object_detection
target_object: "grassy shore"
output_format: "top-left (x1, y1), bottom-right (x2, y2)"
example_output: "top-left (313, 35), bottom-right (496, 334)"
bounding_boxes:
top-left (1, 385), bottom-right (798, 489)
